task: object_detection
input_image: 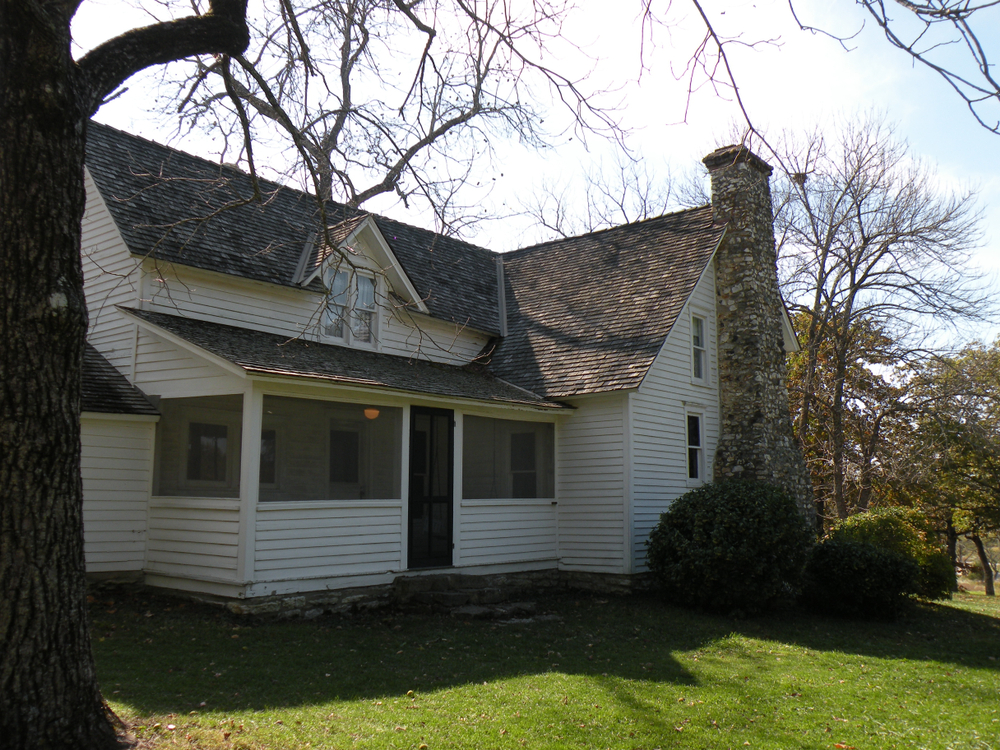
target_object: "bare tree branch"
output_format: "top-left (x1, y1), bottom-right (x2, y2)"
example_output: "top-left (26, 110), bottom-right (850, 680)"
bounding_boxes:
top-left (77, 0), bottom-right (249, 115)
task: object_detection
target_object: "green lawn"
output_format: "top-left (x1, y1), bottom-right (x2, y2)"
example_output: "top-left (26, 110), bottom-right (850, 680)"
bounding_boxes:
top-left (90, 589), bottom-right (1000, 749)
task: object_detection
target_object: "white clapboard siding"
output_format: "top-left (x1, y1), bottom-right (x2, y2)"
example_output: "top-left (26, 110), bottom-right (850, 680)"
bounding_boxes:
top-left (82, 170), bottom-right (141, 375)
top-left (458, 499), bottom-right (557, 567)
top-left (556, 394), bottom-right (627, 573)
top-left (254, 501), bottom-right (404, 581)
top-left (81, 417), bottom-right (155, 572)
top-left (146, 498), bottom-right (241, 582)
top-left (630, 269), bottom-right (720, 571)
top-left (144, 263), bottom-right (490, 366)
top-left (132, 331), bottom-right (244, 397)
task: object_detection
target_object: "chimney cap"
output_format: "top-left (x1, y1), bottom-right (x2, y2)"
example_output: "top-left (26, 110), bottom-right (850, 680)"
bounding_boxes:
top-left (703, 145), bottom-right (772, 176)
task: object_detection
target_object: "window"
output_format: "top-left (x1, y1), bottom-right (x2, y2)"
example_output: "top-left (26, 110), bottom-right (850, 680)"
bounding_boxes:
top-left (187, 423), bottom-right (228, 482)
top-left (323, 270), bottom-right (350, 339)
top-left (323, 267), bottom-right (378, 346)
top-left (463, 417), bottom-right (554, 499)
top-left (692, 315), bottom-right (707, 381)
top-left (353, 275), bottom-right (376, 343)
top-left (687, 414), bottom-right (703, 482)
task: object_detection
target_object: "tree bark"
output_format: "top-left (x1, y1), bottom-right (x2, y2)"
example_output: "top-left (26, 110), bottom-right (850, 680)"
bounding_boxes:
top-left (970, 534), bottom-right (996, 597)
top-left (0, 2), bottom-right (248, 747)
top-left (946, 517), bottom-right (958, 591)
top-left (0, 4), bottom-right (118, 747)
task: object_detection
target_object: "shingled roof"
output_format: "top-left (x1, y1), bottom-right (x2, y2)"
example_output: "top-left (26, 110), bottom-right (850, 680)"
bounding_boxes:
top-left (487, 207), bottom-right (724, 398)
top-left (86, 123), bottom-right (729, 402)
top-left (85, 122), bottom-right (500, 335)
top-left (122, 308), bottom-right (567, 410)
top-left (82, 344), bottom-right (159, 416)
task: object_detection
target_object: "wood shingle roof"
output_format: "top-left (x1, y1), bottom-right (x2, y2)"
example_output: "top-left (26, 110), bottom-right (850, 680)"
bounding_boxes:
top-left (85, 123), bottom-right (501, 336)
top-left (86, 122), bottom-right (726, 402)
top-left (486, 208), bottom-right (723, 398)
top-left (123, 308), bottom-right (566, 410)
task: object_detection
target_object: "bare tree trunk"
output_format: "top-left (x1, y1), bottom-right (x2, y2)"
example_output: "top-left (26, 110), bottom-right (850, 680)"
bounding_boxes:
top-left (0, 5), bottom-right (119, 747)
top-left (855, 412), bottom-right (885, 513)
top-left (970, 534), bottom-right (996, 597)
top-left (830, 355), bottom-right (849, 520)
top-left (946, 518), bottom-right (959, 591)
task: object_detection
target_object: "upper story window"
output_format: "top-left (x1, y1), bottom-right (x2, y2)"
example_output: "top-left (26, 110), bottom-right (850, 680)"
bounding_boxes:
top-left (323, 267), bottom-right (378, 346)
top-left (691, 314), bottom-right (707, 382)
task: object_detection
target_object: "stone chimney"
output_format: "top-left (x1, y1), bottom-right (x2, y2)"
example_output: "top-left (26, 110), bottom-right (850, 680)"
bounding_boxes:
top-left (703, 145), bottom-right (814, 522)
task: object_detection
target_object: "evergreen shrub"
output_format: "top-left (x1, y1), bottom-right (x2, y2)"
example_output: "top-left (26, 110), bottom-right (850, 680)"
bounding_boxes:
top-left (645, 480), bottom-right (814, 616)
top-left (801, 538), bottom-right (920, 619)
top-left (829, 508), bottom-right (954, 599)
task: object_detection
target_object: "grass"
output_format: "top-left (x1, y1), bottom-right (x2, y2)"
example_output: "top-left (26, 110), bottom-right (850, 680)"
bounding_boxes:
top-left (90, 588), bottom-right (1000, 749)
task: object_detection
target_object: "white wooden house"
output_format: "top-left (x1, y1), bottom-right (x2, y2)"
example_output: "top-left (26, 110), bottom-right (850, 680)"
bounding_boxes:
top-left (80, 123), bottom-right (799, 603)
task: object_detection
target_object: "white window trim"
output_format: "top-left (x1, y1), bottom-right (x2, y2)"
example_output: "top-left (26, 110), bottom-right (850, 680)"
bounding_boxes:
top-left (322, 267), bottom-right (380, 350)
top-left (690, 311), bottom-right (708, 385)
top-left (685, 409), bottom-right (705, 487)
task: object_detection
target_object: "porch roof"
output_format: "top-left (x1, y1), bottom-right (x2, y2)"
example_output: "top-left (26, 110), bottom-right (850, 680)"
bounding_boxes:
top-left (122, 308), bottom-right (568, 410)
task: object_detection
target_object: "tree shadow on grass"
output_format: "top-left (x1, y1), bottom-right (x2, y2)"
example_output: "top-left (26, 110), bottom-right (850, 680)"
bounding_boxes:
top-left (88, 588), bottom-right (999, 717)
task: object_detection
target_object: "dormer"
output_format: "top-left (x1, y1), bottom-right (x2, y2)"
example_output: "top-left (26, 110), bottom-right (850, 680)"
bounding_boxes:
top-left (295, 215), bottom-right (429, 349)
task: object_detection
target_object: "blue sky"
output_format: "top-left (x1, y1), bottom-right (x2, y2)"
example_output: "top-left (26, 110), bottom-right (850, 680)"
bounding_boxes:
top-left (74, 0), bottom-right (1000, 344)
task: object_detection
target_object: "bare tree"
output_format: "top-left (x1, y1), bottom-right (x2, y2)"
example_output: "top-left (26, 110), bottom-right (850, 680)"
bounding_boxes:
top-left (791, 1), bottom-right (1000, 136)
top-left (775, 114), bottom-right (993, 522)
top-left (520, 151), bottom-right (677, 239)
top-left (153, 0), bottom-right (622, 235)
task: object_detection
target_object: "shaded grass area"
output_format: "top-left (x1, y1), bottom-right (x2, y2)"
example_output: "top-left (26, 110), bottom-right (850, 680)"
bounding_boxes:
top-left (90, 590), bottom-right (1000, 749)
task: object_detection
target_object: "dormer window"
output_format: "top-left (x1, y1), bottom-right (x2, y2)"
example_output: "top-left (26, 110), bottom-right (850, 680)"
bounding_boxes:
top-left (352, 274), bottom-right (376, 343)
top-left (324, 270), bottom-right (350, 339)
top-left (323, 267), bottom-right (378, 346)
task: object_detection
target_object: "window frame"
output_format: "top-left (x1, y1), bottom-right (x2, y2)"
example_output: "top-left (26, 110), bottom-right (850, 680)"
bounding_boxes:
top-left (685, 410), bottom-right (705, 486)
top-left (322, 266), bottom-right (380, 349)
top-left (691, 312), bottom-right (708, 384)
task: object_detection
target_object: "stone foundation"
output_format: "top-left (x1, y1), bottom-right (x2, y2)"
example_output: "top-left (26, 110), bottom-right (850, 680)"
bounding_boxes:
top-left (134, 568), bottom-right (647, 619)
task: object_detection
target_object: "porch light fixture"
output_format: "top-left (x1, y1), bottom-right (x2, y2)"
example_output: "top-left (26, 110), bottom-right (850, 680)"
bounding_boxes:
top-left (364, 407), bottom-right (380, 420)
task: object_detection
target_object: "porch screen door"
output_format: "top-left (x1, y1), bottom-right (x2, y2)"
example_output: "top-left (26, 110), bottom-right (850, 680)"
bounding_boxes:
top-left (408, 407), bottom-right (454, 568)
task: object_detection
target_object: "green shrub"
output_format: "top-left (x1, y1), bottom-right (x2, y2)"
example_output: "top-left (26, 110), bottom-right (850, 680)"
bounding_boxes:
top-left (801, 538), bottom-right (920, 619)
top-left (829, 508), bottom-right (954, 600)
top-left (645, 480), bottom-right (814, 616)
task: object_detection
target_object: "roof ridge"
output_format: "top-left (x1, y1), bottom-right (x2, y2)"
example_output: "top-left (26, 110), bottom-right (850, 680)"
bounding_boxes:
top-left (88, 121), bottom-right (498, 259)
top-left (88, 120), bottom-right (301, 202)
top-left (506, 204), bottom-right (714, 258)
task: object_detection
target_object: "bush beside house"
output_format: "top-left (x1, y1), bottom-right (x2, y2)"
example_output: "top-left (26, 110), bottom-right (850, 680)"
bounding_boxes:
top-left (647, 486), bottom-right (954, 620)
top-left (645, 480), bottom-right (814, 616)
top-left (827, 507), bottom-right (954, 600)
top-left (800, 538), bottom-right (921, 619)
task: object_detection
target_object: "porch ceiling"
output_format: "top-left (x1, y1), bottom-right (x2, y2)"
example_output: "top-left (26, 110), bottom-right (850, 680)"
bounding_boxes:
top-left (120, 308), bottom-right (569, 410)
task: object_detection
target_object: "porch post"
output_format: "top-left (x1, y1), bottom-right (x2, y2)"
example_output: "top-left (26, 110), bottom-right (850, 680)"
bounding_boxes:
top-left (452, 411), bottom-right (463, 566)
top-left (236, 383), bottom-right (263, 587)
top-left (399, 404), bottom-right (410, 571)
